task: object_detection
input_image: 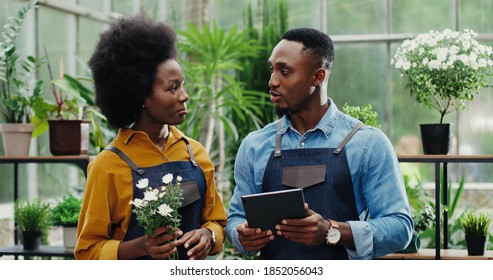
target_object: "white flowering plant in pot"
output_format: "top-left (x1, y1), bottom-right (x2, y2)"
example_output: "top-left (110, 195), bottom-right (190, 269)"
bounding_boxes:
top-left (129, 173), bottom-right (183, 259)
top-left (392, 29), bottom-right (493, 124)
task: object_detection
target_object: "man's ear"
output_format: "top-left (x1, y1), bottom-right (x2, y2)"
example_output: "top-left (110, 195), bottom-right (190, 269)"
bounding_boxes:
top-left (313, 68), bottom-right (326, 86)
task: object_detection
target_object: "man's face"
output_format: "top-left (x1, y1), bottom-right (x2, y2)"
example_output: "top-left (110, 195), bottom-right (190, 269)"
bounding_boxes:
top-left (268, 39), bottom-right (319, 116)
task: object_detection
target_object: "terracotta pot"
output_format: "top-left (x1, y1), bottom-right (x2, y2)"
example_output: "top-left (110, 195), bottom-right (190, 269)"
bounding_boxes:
top-left (0, 123), bottom-right (34, 156)
top-left (48, 120), bottom-right (89, 155)
top-left (419, 123), bottom-right (452, 155)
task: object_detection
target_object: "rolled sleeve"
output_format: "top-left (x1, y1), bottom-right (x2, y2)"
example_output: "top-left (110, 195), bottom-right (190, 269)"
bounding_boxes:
top-left (346, 221), bottom-right (373, 260)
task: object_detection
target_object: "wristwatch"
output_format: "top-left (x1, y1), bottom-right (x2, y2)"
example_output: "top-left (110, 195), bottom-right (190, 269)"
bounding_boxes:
top-left (326, 219), bottom-right (341, 245)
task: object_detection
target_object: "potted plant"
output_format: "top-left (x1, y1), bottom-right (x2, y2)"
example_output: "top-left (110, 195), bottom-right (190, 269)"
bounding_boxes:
top-left (459, 208), bottom-right (492, 256)
top-left (13, 199), bottom-right (51, 251)
top-left (406, 204), bottom-right (435, 253)
top-left (342, 103), bottom-right (382, 129)
top-left (0, 1), bottom-right (45, 156)
top-left (31, 55), bottom-right (109, 155)
top-left (392, 28), bottom-right (493, 154)
top-left (50, 192), bottom-right (83, 250)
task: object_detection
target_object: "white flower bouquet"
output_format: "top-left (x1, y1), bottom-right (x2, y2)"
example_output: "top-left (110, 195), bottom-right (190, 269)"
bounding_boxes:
top-left (130, 173), bottom-right (183, 237)
top-left (392, 29), bottom-right (493, 123)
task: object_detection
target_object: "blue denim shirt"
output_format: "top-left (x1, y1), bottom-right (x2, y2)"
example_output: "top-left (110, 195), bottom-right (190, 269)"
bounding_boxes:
top-left (226, 99), bottom-right (413, 259)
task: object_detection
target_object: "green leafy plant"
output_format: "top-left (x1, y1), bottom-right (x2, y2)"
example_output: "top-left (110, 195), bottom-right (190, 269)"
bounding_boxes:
top-left (392, 28), bottom-right (493, 124)
top-left (30, 57), bottom-right (113, 153)
top-left (460, 208), bottom-right (492, 237)
top-left (399, 175), bottom-right (435, 252)
top-left (50, 192), bottom-right (83, 227)
top-left (177, 21), bottom-right (263, 198)
top-left (342, 103), bottom-right (381, 128)
top-left (30, 51), bottom-right (110, 151)
top-left (419, 173), bottom-right (467, 249)
top-left (414, 204), bottom-right (435, 234)
top-left (237, 0), bottom-right (288, 126)
top-left (14, 199), bottom-right (51, 232)
top-left (0, 1), bottom-right (45, 124)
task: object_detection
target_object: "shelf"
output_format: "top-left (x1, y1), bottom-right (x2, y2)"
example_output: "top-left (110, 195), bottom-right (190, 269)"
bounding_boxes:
top-left (0, 155), bottom-right (92, 176)
top-left (0, 245), bottom-right (74, 259)
top-left (0, 156), bottom-right (91, 259)
top-left (397, 155), bottom-right (493, 259)
top-left (381, 249), bottom-right (493, 260)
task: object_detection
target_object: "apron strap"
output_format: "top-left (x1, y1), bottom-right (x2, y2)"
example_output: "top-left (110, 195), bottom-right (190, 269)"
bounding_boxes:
top-left (333, 122), bottom-right (365, 155)
top-left (274, 119), bottom-right (365, 157)
top-left (105, 137), bottom-right (198, 173)
top-left (274, 120), bottom-right (283, 157)
top-left (181, 137), bottom-right (199, 167)
top-left (105, 145), bottom-right (146, 175)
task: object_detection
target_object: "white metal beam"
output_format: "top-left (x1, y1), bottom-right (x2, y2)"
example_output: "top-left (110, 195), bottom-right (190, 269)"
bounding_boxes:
top-left (36, 0), bottom-right (120, 23)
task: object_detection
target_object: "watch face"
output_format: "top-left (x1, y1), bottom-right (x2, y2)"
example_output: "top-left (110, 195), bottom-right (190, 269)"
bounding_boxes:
top-left (328, 229), bottom-right (341, 244)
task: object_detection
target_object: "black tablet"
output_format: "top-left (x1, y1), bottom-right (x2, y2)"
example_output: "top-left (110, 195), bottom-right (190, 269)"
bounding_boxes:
top-left (241, 188), bottom-right (306, 231)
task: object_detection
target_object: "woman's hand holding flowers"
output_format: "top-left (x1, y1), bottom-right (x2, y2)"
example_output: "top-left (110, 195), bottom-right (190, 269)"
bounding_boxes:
top-left (145, 226), bottom-right (183, 259)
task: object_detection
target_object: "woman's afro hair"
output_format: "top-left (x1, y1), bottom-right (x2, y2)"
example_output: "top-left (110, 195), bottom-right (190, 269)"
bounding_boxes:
top-left (89, 14), bottom-right (177, 128)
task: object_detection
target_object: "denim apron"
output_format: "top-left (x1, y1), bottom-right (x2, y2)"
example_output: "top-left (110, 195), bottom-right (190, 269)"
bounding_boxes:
top-left (260, 121), bottom-right (364, 260)
top-left (105, 137), bottom-right (206, 260)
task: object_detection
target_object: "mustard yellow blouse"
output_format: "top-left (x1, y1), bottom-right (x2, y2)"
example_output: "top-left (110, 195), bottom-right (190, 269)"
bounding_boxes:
top-left (75, 126), bottom-right (227, 259)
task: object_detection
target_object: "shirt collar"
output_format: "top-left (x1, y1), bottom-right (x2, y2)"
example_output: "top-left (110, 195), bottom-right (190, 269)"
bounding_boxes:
top-left (280, 97), bottom-right (339, 137)
top-left (117, 125), bottom-right (186, 145)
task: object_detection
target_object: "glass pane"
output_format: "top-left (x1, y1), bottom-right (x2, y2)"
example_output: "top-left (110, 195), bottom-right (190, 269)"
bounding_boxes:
top-left (326, 0), bottom-right (388, 35)
top-left (78, 18), bottom-right (108, 74)
top-left (287, 0), bottom-right (322, 29)
top-left (392, 0), bottom-right (454, 34)
top-left (111, 0), bottom-right (137, 15)
top-left (329, 43), bottom-right (388, 130)
top-left (459, 0), bottom-right (493, 32)
top-left (211, 0), bottom-right (248, 29)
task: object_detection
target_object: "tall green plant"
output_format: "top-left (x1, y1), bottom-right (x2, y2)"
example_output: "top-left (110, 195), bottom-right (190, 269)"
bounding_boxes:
top-left (424, 173), bottom-right (467, 248)
top-left (0, 1), bottom-right (44, 124)
top-left (237, 0), bottom-right (288, 126)
top-left (177, 21), bottom-right (264, 198)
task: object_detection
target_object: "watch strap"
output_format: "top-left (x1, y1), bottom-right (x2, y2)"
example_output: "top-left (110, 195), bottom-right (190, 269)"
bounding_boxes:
top-left (328, 219), bottom-right (339, 230)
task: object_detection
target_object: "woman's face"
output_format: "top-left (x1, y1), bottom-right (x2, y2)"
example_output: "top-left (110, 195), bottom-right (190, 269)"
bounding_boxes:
top-left (144, 59), bottom-right (189, 126)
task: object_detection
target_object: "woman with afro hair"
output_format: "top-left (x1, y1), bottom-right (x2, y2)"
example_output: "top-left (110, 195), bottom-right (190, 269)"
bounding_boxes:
top-left (75, 15), bottom-right (227, 260)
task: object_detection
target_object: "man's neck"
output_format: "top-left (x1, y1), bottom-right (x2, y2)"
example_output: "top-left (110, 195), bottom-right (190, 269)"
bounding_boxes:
top-left (288, 102), bottom-right (329, 135)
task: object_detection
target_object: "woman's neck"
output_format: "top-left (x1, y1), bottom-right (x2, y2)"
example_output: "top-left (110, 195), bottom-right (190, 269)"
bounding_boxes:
top-left (133, 123), bottom-right (169, 150)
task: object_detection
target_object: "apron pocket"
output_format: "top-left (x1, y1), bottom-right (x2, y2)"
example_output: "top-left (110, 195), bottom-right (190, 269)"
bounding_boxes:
top-left (180, 181), bottom-right (201, 207)
top-left (282, 165), bottom-right (326, 189)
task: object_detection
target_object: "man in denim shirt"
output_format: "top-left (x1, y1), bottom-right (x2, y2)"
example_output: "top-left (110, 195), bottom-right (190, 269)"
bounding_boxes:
top-left (226, 28), bottom-right (413, 259)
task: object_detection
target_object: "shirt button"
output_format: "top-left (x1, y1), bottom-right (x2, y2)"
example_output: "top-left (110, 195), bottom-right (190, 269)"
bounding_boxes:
top-left (162, 157), bottom-right (167, 161)
top-left (300, 142), bottom-right (305, 147)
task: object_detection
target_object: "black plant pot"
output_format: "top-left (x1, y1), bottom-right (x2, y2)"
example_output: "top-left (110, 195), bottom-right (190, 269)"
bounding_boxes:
top-left (465, 234), bottom-right (488, 256)
top-left (420, 123), bottom-right (452, 155)
top-left (48, 120), bottom-right (90, 155)
top-left (21, 230), bottom-right (41, 251)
